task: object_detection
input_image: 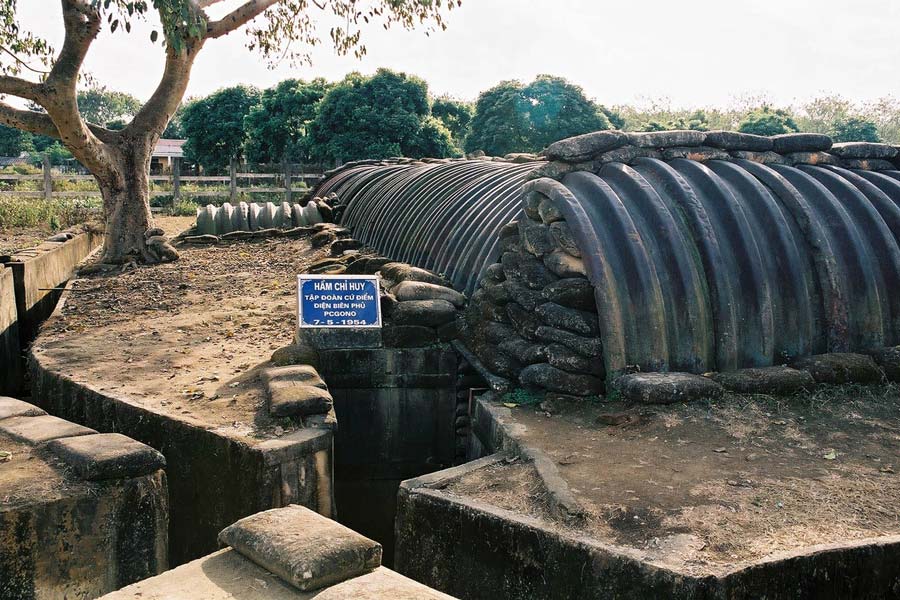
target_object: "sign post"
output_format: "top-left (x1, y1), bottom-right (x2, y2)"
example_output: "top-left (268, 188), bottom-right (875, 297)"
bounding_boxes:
top-left (297, 274), bottom-right (382, 329)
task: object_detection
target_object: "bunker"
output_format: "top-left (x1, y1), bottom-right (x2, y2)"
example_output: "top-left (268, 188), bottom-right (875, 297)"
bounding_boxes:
top-left (312, 133), bottom-right (900, 392)
top-left (305, 131), bottom-right (900, 599)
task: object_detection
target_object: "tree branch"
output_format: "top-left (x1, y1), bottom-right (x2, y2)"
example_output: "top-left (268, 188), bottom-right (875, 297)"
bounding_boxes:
top-left (37, 0), bottom-right (110, 175)
top-left (0, 102), bottom-right (122, 145)
top-left (127, 45), bottom-right (199, 139)
top-left (0, 75), bottom-right (43, 102)
top-left (47, 0), bottom-right (101, 86)
top-left (206, 0), bottom-right (281, 38)
top-left (0, 103), bottom-right (59, 137)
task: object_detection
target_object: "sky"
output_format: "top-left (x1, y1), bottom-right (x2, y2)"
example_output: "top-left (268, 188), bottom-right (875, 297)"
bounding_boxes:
top-left (15, 0), bottom-right (900, 109)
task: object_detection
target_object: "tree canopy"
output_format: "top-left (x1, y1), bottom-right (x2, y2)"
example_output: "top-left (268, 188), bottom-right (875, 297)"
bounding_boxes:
top-left (76, 85), bottom-right (142, 128)
top-left (832, 116), bottom-right (880, 143)
top-left (181, 85), bottom-right (261, 173)
top-left (464, 80), bottom-right (531, 156)
top-left (638, 109), bottom-right (710, 132)
top-left (464, 75), bottom-right (609, 155)
top-left (244, 78), bottom-right (331, 164)
top-left (308, 69), bottom-right (457, 162)
top-left (0, 125), bottom-right (35, 156)
top-left (738, 107), bottom-right (800, 136)
top-left (522, 75), bottom-right (611, 150)
top-left (431, 96), bottom-right (474, 149)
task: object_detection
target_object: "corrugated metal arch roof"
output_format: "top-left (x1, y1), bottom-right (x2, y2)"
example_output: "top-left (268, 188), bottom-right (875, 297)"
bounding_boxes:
top-left (314, 160), bottom-right (542, 293)
top-left (529, 159), bottom-right (900, 376)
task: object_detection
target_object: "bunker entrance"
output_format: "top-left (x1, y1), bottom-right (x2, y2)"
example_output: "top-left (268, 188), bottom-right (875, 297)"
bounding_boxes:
top-left (317, 344), bottom-right (468, 566)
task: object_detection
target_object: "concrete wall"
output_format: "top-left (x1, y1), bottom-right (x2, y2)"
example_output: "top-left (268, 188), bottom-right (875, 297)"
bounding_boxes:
top-left (1, 472), bottom-right (169, 600)
top-left (396, 459), bottom-right (900, 600)
top-left (0, 230), bottom-right (101, 394)
top-left (5, 230), bottom-right (101, 346)
top-left (28, 362), bottom-right (334, 566)
top-left (0, 398), bottom-right (168, 600)
top-left (0, 266), bottom-right (20, 395)
top-left (316, 344), bottom-right (457, 565)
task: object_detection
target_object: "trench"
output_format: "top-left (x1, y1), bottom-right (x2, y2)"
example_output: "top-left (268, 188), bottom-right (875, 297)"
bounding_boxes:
top-left (318, 344), bottom-right (471, 566)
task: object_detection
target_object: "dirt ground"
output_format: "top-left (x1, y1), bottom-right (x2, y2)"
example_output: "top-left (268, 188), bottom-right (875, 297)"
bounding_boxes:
top-left (449, 386), bottom-right (900, 576)
top-left (0, 227), bottom-right (51, 256)
top-left (32, 215), bottom-right (327, 442)
top-left (0, 432), bottom-right (87, 509)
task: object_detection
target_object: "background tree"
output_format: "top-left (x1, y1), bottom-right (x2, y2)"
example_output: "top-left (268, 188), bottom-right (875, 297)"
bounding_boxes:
top-left (796, 94), bottom-right (854, 136)
top-left (162, 102), bottom-right (188, 139)
top-left (797, 95), bottom-right (881, 142)
top-left (638, 109), bottom-right (709, 132)
top-left (29, 141), bottom-right (73, 166)
top-left (832, 116), bottom-right (880, 142)
top-left (600, 105), bottom-right (626, 130)
top-left (309, 69), bottom-right (457, 162)
top-left (738, 106), bottom-right (799, 136)
top-left (431, 96), bottom-right (473, 150)
top-left (181, 85), bottom-right (260, 173)
top-left (862, 97), bottom-right (900, 145)
top-left (464, 75), bottom-right (608, 155)
top-left (521, 75), bottom-right (610, 150)
top-left (244, 78), bottom-right (330, 164)
top-left (0, 1), bottom-right (457, 264)
top-left (464, 80), bottom-right (529, 156)
top-left (404, 116), bottom-right (457, 158)
top-left (77, 84), bottom-right (141, 127)
top-left (0, 125), bottom-right (35, 156)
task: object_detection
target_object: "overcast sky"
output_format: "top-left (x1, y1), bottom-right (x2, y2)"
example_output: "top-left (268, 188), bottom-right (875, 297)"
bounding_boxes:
top-left (16, 0), bottom-right (900, 109)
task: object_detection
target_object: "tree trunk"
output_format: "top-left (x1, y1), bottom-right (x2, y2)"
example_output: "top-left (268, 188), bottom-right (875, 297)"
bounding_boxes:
top-left (97, 140), bottom-right (160, 264)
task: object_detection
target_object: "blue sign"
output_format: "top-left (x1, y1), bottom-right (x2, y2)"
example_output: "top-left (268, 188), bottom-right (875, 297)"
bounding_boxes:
top-left (297, 274), bottom-right (382, 328)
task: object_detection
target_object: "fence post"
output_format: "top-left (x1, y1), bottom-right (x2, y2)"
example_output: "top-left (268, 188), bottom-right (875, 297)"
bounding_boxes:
top-left (229, 158), bottom-right (238, 202)
top-left (283, 159), bottom-right (292, 204)
top-left (42, 154), bottom-right (52, 201)
top-left (172, 157), bottom-right (182, 208)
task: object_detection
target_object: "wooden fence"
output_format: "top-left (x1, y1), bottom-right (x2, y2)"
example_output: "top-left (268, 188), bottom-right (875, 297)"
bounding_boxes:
top-left (0, 156), bottom-right (324, 204)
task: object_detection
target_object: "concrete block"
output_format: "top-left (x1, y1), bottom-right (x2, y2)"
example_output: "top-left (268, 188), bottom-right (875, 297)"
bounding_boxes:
top-left (261, 364), bottom-right (326, 389)
top-left (218, 505), bottom-right (381, 592)
top-left (31, 353), bottom-right (336, 566)
top-left (1, 424), bottom-right (167, 599)
top-left (268, 381), bottom-right (334, 417)
top-left (613, 372), bottom-right (724, 404)
top-left (48, 433), bottom-right (166, 481)
top-left (298, 327), bottom-right (383, 350)
top-left (0, 396), bottom-right (45, 420)
top-left (0, 414), bottom-right (96, 444)
top-left (792, 352), bottom-right (885, 384)
top-left (6, 230), bottom-right (101, 345)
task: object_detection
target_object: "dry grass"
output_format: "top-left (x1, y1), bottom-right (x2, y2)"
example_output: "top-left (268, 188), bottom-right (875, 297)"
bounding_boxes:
top-left (678, 467), bottom-right (900, 570)
top-left (446, 460), bottom-right (555, 520)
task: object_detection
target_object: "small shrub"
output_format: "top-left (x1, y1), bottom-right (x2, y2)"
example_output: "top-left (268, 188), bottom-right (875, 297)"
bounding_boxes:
top-left (171, 199), bottom-right (198, 216)
top-left (0, 195), bottom-right (98, 229)
top-left (500, 388), bottom-right (544, 406)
